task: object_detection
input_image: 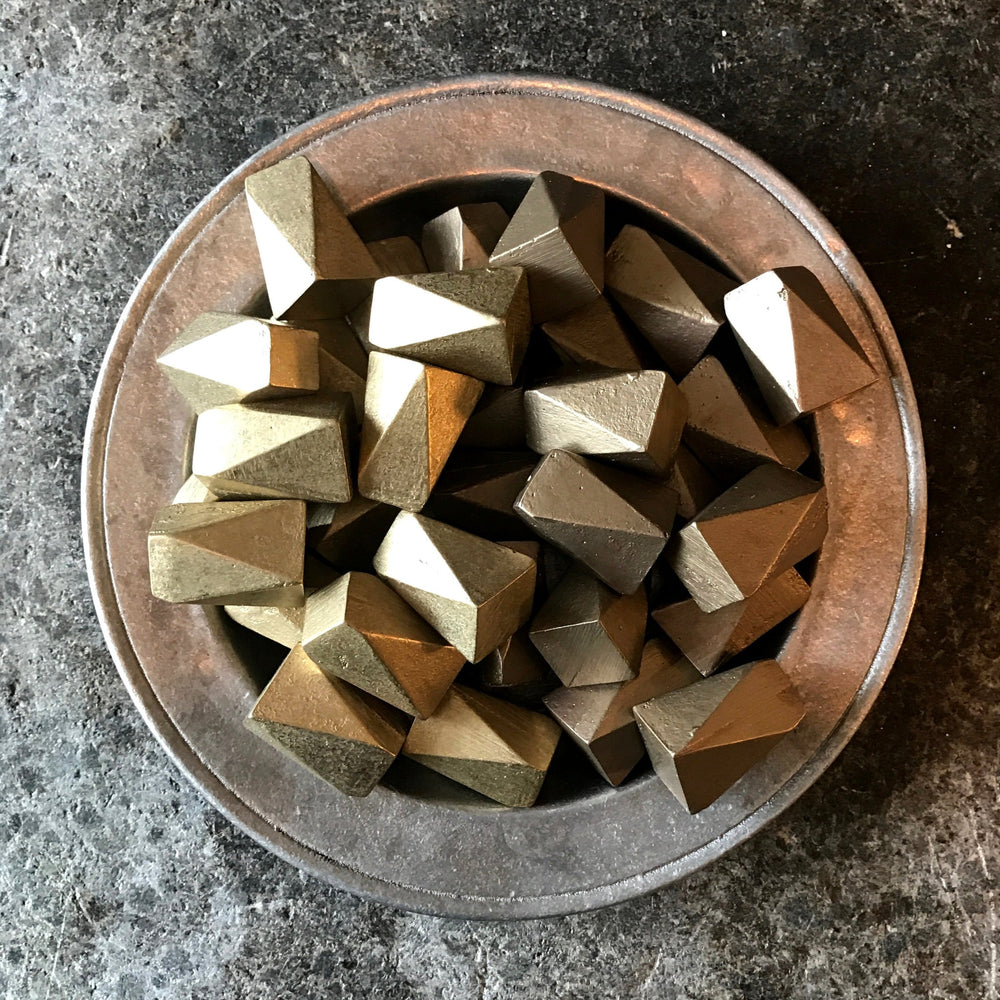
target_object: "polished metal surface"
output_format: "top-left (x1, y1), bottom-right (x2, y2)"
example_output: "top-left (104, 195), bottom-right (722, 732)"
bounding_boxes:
top-left (247, 644), bottom-right (409, 797)
top-left (524, 369), bottom-right (687, 475)
top-left (421, 202), bottom-right (509, 272)
top-left (83, 76), bottom-right (926, 918)
top-left (373, 511), bottom-right (536, 663)
top-left (171, 474), bottom-right (220, 504)
top-left (529, 567), bottom-right (647, 687)
top-left (652, 567), bottom-right (811, 676)
top-left (680, 355), bottom-right (811, 477)
top-left (402, 684), bottom-right (562, 808)
top-left (544, 638), bottom-right (700, 785)
top-left (191, 394), bottom-right (354, 503)
top-left (489, 170), bottom-right (604, 321)
top-left (357, 351), bottom-right (483, 511)
top-left (669, 465), bottom-right (827, 612)
top-left (634, 658), bottom-right (806, 814)
top-left (301, 572), bottom-right (465, 719)
top-left (605, 224), bottom-right (736, 376)
top-left (724, 266), bottom-right (879, 425)
top-left (515, 449), bottom-right (677, 594)
top-left (147, 500), bottom-right (306, 606)
top-left (245, 155), bottom-right (380, 319)
top-left (367, 267), bottom-right (530, 384)
top-left (224, 602), bottom-right (306, 648)
top-left (666, 443), bottom-right (719, 520)
top-left (311, 317), bottom-right (368, 419)
top-left (158, 312), bottom-right (320, 412)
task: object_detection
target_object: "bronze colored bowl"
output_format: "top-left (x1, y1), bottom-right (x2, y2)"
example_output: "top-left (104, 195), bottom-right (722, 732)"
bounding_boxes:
top-left (82, 77), bottom-right (926, 918)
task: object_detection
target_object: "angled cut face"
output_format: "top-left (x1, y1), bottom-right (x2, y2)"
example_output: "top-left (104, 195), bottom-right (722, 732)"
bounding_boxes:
top-left (373, 511), bottom-right (536, 662)
top-left (724, 266), bottom-right (878, 425)
top-left (246, 644), bottom-right (409, 796)
top-left (529, 568), bottom-right (647, 687)
top-left (544, 636), bottom-right (699, 784)
top-left (525, 369), bottom-right (687, 475)
top-left (157, 312), bottom-right (320, 412)
top-left (679, 356), bottom-right (811, 477)
top-left (402, 684), bottom-right (562, 807)
top-left (605, 225), bottom-right (736, 376)
top-left (301, 572), bottom-right (465, 718)
top-left (489, 171), bottom-right (605, 322)
top-left (368, 268), bottom-right (530, 384)
top-left (634, 658), bottom-right (805, 813)
top-left (421, 202), bottom-right (510, 272)
top-left (245, 156), bottom-right (380, 319)
top-left (652, 567), bottom-right (810, 675)
top-left (514, 450), bottom-right (675, 594)
top-left (147, 500), bottom-right (305, 606)
top-left (191, 395), bottom-right (353, 503)
top-left (668, 464), bottom-right (827, 612)
top-left (358, 352), bottom-right (483, 511)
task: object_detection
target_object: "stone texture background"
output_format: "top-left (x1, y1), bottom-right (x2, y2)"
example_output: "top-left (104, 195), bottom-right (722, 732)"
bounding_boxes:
top-left (2, 1), bottom-right (998, 997)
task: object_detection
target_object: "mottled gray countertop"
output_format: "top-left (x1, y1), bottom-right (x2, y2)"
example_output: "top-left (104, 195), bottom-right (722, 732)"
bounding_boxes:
top-left (2, 2), bottom-right (997, 997)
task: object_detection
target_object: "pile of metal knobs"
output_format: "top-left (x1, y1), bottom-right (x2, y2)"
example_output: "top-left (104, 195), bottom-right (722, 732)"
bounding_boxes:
top-left (147, 157), bottom-right (878, 812)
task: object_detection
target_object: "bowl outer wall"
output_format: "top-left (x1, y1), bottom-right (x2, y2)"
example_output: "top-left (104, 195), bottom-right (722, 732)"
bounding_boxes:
top-left (82, 75), bottom-right (926, 919)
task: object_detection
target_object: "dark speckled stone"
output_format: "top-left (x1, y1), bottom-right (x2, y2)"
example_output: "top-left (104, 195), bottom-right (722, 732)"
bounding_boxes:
top-left (1, 1), bottom-right (997, 997)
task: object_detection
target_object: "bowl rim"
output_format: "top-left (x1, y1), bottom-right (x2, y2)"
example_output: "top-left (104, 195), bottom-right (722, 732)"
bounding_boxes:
top-left (82, 73), bottom-right (927, 919)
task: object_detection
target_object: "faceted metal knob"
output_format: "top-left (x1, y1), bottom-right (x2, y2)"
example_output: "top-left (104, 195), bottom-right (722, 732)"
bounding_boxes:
top-left (245, 156), bottom-right (379, 320)
top-left (157, 312), bottom-right (319, 413)
top-left (668, 464), bottom-right (827, 612)
top-left (191, 395), bottom-right (353, 503)
top-left (367, 267), bottom-right (530, 384)
top-left (539, 296), bottom-right (643, 371)
top-left (652, 567), bottom-right (810, 675)
top-left (246, 644), bottom-right (409, 797)
top-left (724, 267), bottom-right (878, 424)
top-left (525, 369), bottom-right (687, 476)
top-left (148, 500), bottom-right (305, 606)
top-left (489, 171), bottom-right (604, 322)
top-left (544, 637), bottom-right (701, 785)
top-left (421, 202), bottom-right (510, 272)
top-left (302, 572), bottom-right (466, 718)
top-left (402, 684), bottom-right (562, 807)
top-left (306, 496), bottom-right (397, 571)
top-left (514, 450), bottom-right (678, 594)
top-left (373, 511), bottom-right (537, 663)
top-left (529, 567), bottom-right (647, 687)
top-left (680, 356), bottom-right (811, 477)
top-left (605, 225), bottom-right (736, 376)
top-left (633, 658), bottom-right (805, 813)
top-left (358, 351), bottom-right (483, 512)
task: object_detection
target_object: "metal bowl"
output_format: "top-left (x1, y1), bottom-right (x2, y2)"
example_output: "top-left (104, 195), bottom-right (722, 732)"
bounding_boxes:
top-left (82, 76), bottom-right (926, 919)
